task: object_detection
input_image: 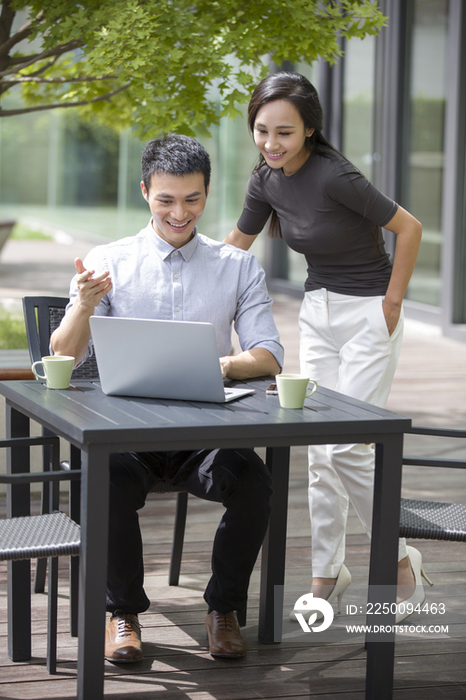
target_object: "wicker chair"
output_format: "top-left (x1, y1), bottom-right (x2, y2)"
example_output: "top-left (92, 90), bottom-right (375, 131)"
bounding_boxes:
top-left (0, 435), bottom-right (80, 673)
top-left (22, 296), bottom-right (189, 637)
top-left (400, 426), bottom-right (466, 542)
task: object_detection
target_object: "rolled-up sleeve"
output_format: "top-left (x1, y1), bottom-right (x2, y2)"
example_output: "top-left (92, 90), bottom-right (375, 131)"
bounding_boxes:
top-left (234, 254), bottom-right (284, 369)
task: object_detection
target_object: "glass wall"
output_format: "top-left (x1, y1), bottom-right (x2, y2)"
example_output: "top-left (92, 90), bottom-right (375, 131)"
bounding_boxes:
top-left (201, 107), bottom-right (262, 252)
top-left (0, 105), bottom-right (150, 241)
top-left (0, 103), bottom-right (259, 246)
top-left (342, 35), bottom-right (375, 181)
top-left (403, 0), bottom-right (448, 307)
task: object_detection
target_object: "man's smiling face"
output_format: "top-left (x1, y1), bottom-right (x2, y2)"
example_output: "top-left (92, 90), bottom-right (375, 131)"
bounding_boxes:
top-left (141, 171), bottom-right (209, 248)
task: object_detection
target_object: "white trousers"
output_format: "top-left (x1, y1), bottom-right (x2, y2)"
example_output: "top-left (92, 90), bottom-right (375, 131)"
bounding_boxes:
top-left (299, 289), bottom-right (407, 578)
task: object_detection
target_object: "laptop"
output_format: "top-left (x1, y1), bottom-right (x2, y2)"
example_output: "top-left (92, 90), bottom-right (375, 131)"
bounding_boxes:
top-left (89, 316), bottom-right (256, 403)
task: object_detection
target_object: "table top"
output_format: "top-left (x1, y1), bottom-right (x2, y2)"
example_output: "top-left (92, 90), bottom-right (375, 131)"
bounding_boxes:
top-left (0, 378), bottom-right (411, 452)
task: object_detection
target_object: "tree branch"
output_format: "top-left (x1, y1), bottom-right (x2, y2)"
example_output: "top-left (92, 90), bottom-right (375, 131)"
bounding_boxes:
top-left (19, 55), bottom-right (60, 78)
top-left (0, 9), bottom-right (45, 59)
top-left (1, 74), bottom-right (118, 84)
top-left (0, 1), bottom-right (16, 47)
top-left (0, 81), bottom-right (131, 117)
top-left (0, 39), bottom-right (83, 77)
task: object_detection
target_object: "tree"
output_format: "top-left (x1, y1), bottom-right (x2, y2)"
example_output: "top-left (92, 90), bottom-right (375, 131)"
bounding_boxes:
top-left (0, 1), bottom-right (386, 137)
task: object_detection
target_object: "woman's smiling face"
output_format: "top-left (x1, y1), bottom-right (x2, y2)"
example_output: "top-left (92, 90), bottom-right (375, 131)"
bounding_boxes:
top-left (253, 100), bottom-right (314, 176)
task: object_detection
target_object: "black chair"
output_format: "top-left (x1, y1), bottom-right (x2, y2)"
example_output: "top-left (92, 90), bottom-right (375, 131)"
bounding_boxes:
top-left (0, 435), bottom-right (81, 673)
top-left (400, 426), bottom-right (466, 541)
top-left (22, 296), bottom-right (189, 636)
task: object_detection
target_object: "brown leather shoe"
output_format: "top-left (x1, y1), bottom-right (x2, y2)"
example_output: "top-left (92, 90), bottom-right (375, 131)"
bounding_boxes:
top-left (205, 610), bottom-right (247, 658)
top-left (105, 610), bottom-right (143, 663)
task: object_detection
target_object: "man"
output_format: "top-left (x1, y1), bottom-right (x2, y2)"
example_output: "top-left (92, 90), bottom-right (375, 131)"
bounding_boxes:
top-left (51, 133), bottom-right (284, 663)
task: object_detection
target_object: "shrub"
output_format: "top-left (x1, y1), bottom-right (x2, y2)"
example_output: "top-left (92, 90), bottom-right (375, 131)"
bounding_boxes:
top-left (0, 311), bottom-right (28, 349)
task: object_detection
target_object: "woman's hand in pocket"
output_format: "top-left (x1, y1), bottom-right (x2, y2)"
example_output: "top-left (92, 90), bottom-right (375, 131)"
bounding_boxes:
top-left (382, 298), bottom-right (402, 337)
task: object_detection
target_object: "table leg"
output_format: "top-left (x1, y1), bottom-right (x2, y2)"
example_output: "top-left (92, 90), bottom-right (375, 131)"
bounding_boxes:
top-left (77, 445), bottom-right (110, 700)
top-left (6, 404), bottom-right (32, 662)
top-left (365, 434), bottom-right (404, 700)
top-left (259, 446), bottom-right (290, 644)
top-left (69, 444), bottom-right (81, 638)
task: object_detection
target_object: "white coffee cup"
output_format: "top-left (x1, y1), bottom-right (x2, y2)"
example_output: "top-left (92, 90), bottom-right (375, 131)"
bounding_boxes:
top-left (276, 374), bottom-right (318, 409)
top-left (32, 355), bottom-right (75, 389)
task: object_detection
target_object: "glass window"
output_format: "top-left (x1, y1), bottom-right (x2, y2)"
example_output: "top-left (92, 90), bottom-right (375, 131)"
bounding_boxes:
top-left (199, 105), bottom-right (258, 242)
top-left (404, 0), bottom-right (448, 307)
top-left (342, 35), bottom-right (375, 180)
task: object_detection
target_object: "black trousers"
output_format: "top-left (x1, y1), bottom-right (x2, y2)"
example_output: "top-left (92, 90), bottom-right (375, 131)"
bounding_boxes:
top-left (106, 448), bottom-right (273, 615)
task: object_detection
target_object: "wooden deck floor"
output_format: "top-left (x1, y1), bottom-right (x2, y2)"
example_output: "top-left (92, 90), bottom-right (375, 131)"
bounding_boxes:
top-left (1, 465), bottom-right (465, 700)
top-left (1, 295), bottom-right (466, 698)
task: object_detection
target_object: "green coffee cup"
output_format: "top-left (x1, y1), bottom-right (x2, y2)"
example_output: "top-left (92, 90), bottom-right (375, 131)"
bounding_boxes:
top-left (32, 355), bottom-right (75, 389)
top-left (276, 374), bottom-right (318, 409)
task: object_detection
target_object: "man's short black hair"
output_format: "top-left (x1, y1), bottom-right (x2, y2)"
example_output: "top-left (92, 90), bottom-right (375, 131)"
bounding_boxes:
top-left (141, 133), bottom-right (211, 193)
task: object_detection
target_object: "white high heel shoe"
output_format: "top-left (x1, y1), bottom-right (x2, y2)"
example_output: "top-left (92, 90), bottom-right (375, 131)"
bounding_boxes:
top-left (290, 564), bottom-right (352, 621)
top-left (395, 545), bottom-right (433, 623)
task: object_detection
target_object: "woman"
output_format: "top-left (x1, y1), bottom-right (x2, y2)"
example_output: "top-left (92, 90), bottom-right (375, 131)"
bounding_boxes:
top-left (224, 71), bottom-right (429, 621)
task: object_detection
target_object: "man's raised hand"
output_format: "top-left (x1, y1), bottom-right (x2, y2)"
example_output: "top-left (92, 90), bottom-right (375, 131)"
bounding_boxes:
top-left (74, 257), bottom-right (112, 309)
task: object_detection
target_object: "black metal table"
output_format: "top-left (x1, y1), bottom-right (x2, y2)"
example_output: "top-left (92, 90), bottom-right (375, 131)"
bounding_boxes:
top-left (0, 377), bottom-right (411, 700)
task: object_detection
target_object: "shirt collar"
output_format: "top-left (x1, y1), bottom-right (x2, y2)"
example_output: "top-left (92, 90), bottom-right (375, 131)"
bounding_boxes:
top-left (146, 220), bottom-right (199, 261)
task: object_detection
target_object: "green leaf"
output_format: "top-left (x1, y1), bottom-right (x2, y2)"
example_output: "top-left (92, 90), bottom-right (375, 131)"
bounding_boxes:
top-left (1, 0), bottom-right (387, 137)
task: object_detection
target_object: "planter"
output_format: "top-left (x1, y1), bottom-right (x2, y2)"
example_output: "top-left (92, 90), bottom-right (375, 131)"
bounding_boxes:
top-left (0, 219), bottom-right (16, 255)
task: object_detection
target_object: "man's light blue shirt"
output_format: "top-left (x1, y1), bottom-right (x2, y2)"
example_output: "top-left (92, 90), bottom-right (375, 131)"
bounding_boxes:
top-left (68, 222), bottom-right (284, 367)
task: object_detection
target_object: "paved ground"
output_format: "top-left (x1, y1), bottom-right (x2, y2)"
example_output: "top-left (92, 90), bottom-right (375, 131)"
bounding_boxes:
top-left (0, 235), bottom-right (96, 302)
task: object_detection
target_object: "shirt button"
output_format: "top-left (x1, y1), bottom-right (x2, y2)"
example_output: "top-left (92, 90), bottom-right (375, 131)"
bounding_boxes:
top-left (174, 251), bottom-right (179, 256)
top-left (175, 307), bottom-right (180, 312)
top-left (174, 274), bottom-right (179, 279)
